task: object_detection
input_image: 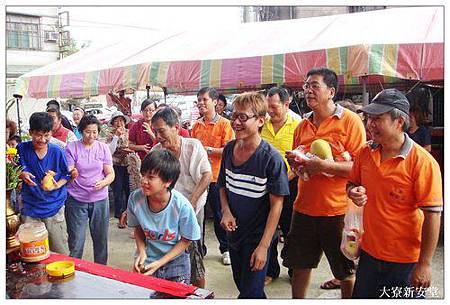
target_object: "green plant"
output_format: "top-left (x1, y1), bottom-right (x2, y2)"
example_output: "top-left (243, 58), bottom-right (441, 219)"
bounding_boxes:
top-left (6, 147), bottom-right (24, 190)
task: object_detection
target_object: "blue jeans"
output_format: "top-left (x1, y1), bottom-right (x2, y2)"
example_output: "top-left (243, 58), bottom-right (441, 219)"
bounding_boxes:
top-left (353, 251), bottom-right (421, 299)
top-left (65, 195), bottom-right (109, 265)
top-left (205, 182), bottom-right (228, 254)
top-left (111, 165), bottom-right (130, 218)
top-left (229, 241), bottom-right (274, 299)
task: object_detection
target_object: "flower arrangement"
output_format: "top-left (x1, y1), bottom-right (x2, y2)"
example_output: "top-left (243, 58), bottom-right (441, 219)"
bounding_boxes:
top-left (6, 147), bottom-right (24, 190)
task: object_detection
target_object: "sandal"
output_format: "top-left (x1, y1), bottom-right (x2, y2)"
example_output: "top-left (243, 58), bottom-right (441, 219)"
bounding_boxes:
top-left (320, 279), bottom-right (341, 290)
top-left (118, 211), bottom-right (127, 229)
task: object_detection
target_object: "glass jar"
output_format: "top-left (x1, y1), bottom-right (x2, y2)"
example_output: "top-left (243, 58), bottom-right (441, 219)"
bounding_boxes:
top-left (17, 222), bottom-right (50, 262)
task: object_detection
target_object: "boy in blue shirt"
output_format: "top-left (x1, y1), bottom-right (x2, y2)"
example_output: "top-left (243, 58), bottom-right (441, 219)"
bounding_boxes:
top-left (128, 149), bottom-right (200, 284)
top-left (217, 92), bottom-right (290, 298)
top-left (18, 112), bottom-right (70, 254)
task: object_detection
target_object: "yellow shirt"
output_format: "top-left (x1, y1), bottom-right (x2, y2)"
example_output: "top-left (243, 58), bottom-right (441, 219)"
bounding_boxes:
top-left (261, 114), bottom-right (300, 172)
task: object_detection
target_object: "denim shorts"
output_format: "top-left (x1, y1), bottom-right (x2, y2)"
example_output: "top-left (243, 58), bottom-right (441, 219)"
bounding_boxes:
top-left (152, 251), bottom-right (191, 284)
top-left (282, 211), bottom-right (355, 280)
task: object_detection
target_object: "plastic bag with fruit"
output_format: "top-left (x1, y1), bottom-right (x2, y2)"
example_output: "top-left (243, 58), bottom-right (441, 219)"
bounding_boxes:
top-left (340, 203), bottom-right (363, 260)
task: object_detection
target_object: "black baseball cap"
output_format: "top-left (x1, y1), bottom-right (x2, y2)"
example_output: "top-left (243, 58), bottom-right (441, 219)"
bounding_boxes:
top-left (358, 89), bottom-right (410, 115)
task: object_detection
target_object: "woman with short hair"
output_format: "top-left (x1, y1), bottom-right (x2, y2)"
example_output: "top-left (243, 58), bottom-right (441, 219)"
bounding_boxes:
top-left (65, 114), bottom-right (115, 265)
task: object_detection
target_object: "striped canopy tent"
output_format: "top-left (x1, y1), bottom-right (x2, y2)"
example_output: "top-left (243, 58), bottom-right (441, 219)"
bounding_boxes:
top-left (14, 6), bottom-right (443, 98)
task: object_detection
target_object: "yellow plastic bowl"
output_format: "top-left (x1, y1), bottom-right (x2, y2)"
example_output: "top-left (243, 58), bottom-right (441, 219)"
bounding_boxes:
top-left (46, 261), bottom-right (75, 278)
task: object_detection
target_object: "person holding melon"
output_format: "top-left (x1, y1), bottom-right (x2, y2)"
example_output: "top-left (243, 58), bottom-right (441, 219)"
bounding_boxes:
top-left (17, 112), bottom-right (70, 255)
top-left (283, 68), bottom-right (366, 299)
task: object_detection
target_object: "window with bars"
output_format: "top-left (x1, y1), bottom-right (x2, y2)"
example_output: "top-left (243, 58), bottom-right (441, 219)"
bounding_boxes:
top-left (6, 14), bottom-right (41, 50)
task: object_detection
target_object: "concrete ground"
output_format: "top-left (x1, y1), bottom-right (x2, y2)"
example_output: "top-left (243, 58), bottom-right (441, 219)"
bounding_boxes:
top-left (81, 209), bottom-right (444, 299)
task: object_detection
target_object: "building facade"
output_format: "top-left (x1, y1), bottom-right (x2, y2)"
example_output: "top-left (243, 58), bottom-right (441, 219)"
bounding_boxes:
top-left (241, 6), bottom-right (387, 23)
top-left (6, 7), bottom-right (62, 130)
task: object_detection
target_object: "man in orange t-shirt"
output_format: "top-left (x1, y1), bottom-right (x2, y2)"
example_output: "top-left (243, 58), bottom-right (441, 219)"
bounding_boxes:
top-left (191, 87), bottom-right (234, 265)
top-left (283, 68), bottom-right (366, 298)
top-left (348, 88), bottom-right (442, 298)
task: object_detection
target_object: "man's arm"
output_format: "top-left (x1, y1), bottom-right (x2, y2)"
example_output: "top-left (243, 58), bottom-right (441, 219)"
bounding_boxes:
top-left (303, 157), bottom-right (353, 178)
top-left (250, 194), bottom-right (283, 271)
top-left (411, 210), bottom-right (441, 288)
top-left (219, 187), bottom-right (237, 231)
top-left (189, 171), bottom-right (212, 211)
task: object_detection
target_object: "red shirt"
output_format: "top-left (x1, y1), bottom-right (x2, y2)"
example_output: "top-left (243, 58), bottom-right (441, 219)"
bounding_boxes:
top-left (52, 125), bottom-right (70, 143)
top-left (179, 127), bottom-right (190, 138)
top-left (128, 119), bottom-right (154, 160)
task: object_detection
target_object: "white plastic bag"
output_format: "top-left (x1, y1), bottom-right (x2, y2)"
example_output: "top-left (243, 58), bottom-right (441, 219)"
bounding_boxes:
top-left (340, 203), bottom-right (364, 260)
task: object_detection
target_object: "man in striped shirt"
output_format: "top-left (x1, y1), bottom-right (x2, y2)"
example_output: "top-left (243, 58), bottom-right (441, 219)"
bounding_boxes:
top-left (217, 92), bottom-right (289, 298)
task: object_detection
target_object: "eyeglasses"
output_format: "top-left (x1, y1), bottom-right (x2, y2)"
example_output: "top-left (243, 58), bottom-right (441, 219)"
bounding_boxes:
top-left (302, 82), bottom-right (329, 91)
top-left (230, 112), bottom-right (257, 122)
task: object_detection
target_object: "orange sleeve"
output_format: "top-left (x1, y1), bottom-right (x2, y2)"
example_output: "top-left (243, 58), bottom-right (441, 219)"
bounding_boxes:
top-left (221, 120), bottom-right (234, 147)
top-left (348, 145), bottom-right (364, 186)
top-left (345, 113), bottom-right (367, 159)
top-left (413, 152), bottom-right (443, 208)
top-left (191, 122), bottom-right (199, 139)
top-left (292, 121), bottom-right (303, 150)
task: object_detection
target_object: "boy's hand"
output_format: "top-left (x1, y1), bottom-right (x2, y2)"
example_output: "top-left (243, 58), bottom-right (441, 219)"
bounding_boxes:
top-left (134, 252), bottom-right (147, 273)
top-left (70, 168), bottom-right (79, 180)
top-left (348, 185), bottom-right (367, 207)
top-left (250, 245), bottom-right (268, 271)
top-left (220, 211), bottom-right (237, 232)
top-left (21, 172), bottom-right (37, 187)
top-left (142, 260), bottom-right (163, 276)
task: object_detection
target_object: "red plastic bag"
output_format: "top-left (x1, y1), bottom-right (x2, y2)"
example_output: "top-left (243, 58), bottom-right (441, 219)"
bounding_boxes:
top-left (340, 203), bottom-right (363, 260)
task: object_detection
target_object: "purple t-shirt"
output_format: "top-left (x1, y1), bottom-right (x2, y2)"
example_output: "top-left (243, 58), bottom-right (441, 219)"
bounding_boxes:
top-left (65, 140), bottom-right (113, 203)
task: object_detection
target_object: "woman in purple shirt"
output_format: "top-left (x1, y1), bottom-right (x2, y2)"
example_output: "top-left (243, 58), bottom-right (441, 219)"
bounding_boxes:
top-left (65, 115), bottom-right (115, 265)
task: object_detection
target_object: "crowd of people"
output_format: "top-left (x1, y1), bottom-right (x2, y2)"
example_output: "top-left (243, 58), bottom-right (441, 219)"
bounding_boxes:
top-left (6, 67), bottom-right (442, 299)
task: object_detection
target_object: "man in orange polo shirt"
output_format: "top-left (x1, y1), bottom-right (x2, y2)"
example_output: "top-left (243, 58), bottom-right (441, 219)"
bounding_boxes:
top-left (283, 67), bottom-right (366, 298)
top-left (192, 87), bottom-right (234, 265)
top-left (348, 88), bottom-right (442, 299)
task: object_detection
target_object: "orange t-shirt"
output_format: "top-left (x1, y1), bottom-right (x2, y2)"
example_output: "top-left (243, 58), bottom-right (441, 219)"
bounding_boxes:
top-left (349, 136), bottom-right (443, 263)
top-left (191, 115), bottom-right (234, 182)
top-left (292, 106), bottom-right (366, 216)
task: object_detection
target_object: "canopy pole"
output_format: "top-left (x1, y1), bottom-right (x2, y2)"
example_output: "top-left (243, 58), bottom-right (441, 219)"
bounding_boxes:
top-left (146, 84), bottom-right (150, 99)
top-left (13, 94), bottom-right (22, 137)
top-left (362, 76), bottom-right (369, 106)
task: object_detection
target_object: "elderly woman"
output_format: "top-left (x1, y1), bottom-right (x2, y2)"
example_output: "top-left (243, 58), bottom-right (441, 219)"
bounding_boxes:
top-left (65, 114), bottom-right (115, 265)
top-left (106, 111), bottom-right (141, 228)
top-left (72, 107), bottom-right (85, 139)
top-left (128, 99), bottom-right (158, 160)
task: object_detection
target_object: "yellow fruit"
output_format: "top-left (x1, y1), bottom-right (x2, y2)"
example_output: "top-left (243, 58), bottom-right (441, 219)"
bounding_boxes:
top-left (310, 139), bottom-right (333, 160)
top-left (345, 241), bottom-right (358, 256)
top-left (42, 170), bottom-right (56, 190)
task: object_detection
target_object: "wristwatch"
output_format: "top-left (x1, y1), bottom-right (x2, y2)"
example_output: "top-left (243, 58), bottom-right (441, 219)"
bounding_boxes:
top-left (207, 147), bottom-right (213, 155)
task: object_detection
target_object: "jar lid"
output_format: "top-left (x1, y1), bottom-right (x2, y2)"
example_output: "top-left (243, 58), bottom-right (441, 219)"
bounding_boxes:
top-left (18, 221), bottom-right (46, 233)
top-left (46, 261), bottom-right (75, 278)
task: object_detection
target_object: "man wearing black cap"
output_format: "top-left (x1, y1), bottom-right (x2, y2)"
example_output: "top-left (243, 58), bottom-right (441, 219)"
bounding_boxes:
top-left (348, 88), bottom-right (442, 298)
top-left (46, 100), bottom-right (73, 130)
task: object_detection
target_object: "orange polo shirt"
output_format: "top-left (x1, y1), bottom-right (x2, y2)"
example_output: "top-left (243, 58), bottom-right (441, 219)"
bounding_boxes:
top-left (292, 105), bottom-right (366, 216)
top-left (191, 114), bottom-right (234, 182)
top-left (349, 134), bottom-right (443, 263)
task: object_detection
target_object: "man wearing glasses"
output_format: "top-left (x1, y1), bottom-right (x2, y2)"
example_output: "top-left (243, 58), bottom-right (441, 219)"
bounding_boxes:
top-left (191, 87), bottom-right (234, 265)
top-left (283, 67), bottom-right (366, 298)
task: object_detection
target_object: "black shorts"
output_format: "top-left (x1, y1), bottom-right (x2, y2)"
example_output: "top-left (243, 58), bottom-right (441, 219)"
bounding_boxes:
top-left (282, 212), bottom-right (355, 280)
